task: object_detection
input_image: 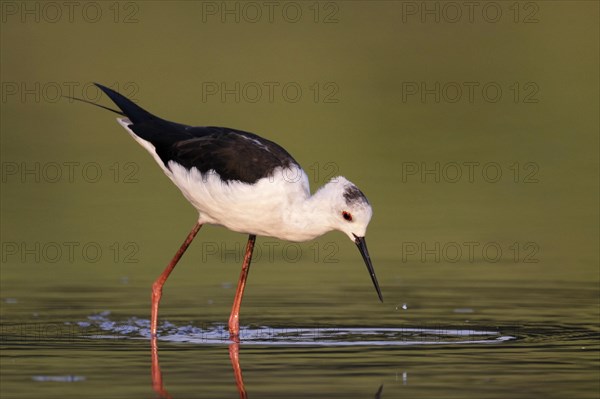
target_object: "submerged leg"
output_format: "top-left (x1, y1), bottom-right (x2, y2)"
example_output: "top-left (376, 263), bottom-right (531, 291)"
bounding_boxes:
top-left (151, 221), bottom-right (202, 336)
top-left (228, 234), bottom-right (257, 340)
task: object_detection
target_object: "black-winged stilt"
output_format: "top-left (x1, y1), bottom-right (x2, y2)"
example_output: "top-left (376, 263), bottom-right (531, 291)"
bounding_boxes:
top-left (79, 83), bottom-right (383, 340)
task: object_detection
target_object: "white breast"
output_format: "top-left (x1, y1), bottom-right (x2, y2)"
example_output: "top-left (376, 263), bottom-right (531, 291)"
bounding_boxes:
top-left (169, 163), bottom-right (312, 240)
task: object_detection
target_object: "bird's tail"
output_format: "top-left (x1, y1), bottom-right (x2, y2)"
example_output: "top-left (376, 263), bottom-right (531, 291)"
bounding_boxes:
top-left (62, 93), bottom-right (125, 117)
top-left (65, 83), bottom-right (158, 124)
top-left (94, 83), bottom-right (157, 124)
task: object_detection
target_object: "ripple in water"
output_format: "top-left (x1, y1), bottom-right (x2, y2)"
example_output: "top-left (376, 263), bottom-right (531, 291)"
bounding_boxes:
top-left (77, 312), bottom-right (515, 346)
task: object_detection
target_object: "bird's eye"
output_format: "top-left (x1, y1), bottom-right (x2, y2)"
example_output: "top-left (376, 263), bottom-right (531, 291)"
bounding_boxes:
top-left (342, 211), bottom-right (353, 221)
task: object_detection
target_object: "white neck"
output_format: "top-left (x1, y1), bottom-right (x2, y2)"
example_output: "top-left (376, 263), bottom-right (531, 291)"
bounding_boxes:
top-left (281, 183), bottom-right (338, 242)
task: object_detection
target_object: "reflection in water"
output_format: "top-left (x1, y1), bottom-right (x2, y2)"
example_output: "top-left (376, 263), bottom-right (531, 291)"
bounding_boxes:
top-left (151, 337), bottom-right (247, 399)
top-left (228, 342), bottom-right (248, 399)
top-left (151, 337), bottom-right (172, 399)
top-left (151, 337), bottom-right (388, 399)
top-left (79, 313), bottom-right (515, 397)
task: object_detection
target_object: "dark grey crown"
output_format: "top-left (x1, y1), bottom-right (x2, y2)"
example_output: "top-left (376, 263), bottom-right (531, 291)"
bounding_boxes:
top-left (343, 185), bottom-right (370, 205)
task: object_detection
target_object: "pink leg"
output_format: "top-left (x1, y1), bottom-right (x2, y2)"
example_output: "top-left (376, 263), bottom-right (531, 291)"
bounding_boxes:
top-left (151, 221), bottom-right (202, 336)
top-left (228, 235), bottom-right (256, 340)
top-left (229, 342), bottom-right (248, 399)
top-left (151, 336), bottom-right (172, 399)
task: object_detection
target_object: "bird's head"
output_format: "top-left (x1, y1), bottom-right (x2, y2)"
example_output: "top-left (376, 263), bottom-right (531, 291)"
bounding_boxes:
top-left (325, 178), bottom-right (373, 240)
top-left (319, 177), bottom-right (382, 302)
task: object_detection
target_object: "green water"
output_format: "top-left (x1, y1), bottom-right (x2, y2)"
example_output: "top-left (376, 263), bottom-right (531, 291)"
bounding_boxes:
top-left (1, 1), bottom-right (598, 398)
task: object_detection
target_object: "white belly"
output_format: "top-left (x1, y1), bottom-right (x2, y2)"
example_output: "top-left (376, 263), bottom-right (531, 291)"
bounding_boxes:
top-left (168, 163), bottom-right (312, 240)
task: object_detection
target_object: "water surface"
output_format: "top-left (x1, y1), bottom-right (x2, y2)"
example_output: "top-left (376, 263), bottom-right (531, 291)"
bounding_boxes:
top-left (1, 2), bottom-right (598, 398)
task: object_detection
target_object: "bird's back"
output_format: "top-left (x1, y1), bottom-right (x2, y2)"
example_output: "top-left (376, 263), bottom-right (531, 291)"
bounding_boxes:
top-left (97, 84), bottom-right (313, 238)
top-left (131, 121), bottom-right (299, 184)
top-left (96, 83), bottom-right (299, 184)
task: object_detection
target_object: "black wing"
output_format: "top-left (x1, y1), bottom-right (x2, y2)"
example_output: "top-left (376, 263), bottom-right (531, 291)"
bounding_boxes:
top-left (132, 121), bottom-right (299, 183)
top-left (95, 83), bottom-right (299, 184)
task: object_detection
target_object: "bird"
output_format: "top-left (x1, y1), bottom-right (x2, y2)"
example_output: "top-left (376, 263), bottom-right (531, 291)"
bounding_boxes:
top-left (75, 83), bottom-right (383, 340)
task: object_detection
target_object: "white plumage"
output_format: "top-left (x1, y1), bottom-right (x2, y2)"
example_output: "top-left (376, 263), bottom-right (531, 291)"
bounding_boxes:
top-left (118, 117), bottom-right (372, 242)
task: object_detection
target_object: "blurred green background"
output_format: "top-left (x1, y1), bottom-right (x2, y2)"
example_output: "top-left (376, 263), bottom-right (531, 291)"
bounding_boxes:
top-left (1, 1), bottom-right (598, 398)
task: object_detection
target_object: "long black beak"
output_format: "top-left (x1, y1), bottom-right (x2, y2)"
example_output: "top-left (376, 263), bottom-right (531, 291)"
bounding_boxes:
top-left (353, 234), bottom-right (383, 302)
